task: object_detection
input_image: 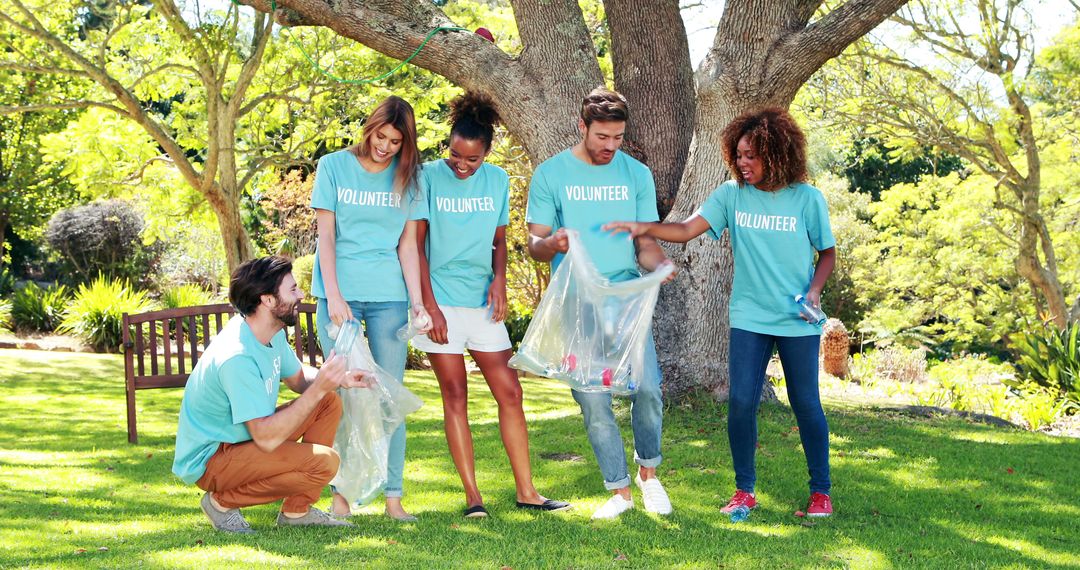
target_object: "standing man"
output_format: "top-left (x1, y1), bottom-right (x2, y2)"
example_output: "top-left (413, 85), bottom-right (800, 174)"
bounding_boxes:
top-left (172, 255), bottom-right (370, 533)
top-left (526, 87), bottom-right (674, 520)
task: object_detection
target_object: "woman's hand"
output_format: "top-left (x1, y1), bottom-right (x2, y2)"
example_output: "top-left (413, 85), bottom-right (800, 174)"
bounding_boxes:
top-left (487, 275), bottom-right (508, 322)
top-left (327, 294), bottom-right (352, 326)
top-left (603, 221), bottom-right (653, 238)
top-left (411, 305), bottom-right (434, 336)
top-left (425, 305), bottom-right (449, 345)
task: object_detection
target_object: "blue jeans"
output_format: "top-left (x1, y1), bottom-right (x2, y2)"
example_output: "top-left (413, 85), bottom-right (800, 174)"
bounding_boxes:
top-left (572, 332), bottom-right (663, 490)
top-left (728, 328), bottom-right (830, 495)
top-left (316, 298), bottom-right (409, 498)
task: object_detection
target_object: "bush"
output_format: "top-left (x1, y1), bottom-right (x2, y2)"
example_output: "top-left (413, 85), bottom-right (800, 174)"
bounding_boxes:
top-left (504, 308), bottom-right (532, 351)
top-left (0, 266), bottom-right (15, 297)
top-left (292, 254), bottom-right (316, 301)
top-left (11, 282), bottom-right (69, 333)
top-left (45, 199), bottom-right (162, 287)
top-left (1009, 321), bottom-right (1080, 408)
top-left (161, 284), bottom-right (217, 309)
top-left (60, 276), bottom-right (156, 352)
top-left (156, 220), bottom-right (227, 292)
top-left (852, 346), bottom-right (928, 384)
top-left (0, 299), bottom-right (11, 333)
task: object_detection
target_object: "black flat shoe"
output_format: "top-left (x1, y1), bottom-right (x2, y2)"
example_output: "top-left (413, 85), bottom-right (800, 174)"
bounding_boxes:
top-left (463, 505), bottom-right (488, 518)
top-left (516, 499), bottom-right (572, 512)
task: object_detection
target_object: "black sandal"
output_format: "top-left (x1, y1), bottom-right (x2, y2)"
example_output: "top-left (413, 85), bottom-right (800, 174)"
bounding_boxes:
top-left (463, 504), bottom-right (488, 518)
top-left (516, 499), bottom-right (572, 512)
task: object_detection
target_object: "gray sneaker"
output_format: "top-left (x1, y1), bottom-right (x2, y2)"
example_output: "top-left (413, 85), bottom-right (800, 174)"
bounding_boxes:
top-left (200, 492), bottom-right (255, 534)
top-left (277, 507), bottom-right (354, 527)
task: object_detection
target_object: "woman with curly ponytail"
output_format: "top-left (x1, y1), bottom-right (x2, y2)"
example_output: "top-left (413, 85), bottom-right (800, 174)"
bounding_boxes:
top-left (410, 92), bottom-right (570, 518)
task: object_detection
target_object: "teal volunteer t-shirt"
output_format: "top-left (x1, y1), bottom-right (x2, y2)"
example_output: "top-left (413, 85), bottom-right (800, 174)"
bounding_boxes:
top-left (310, 149), bottom-right (426, 302)
top-left (526, 149), bottom-right (659, 282)
top-left (697, 180), bottom-right (835, 336)
top-left (416, 160), bottom-right (510, 308)
top-left (172, 317), bottom-right (302, 484)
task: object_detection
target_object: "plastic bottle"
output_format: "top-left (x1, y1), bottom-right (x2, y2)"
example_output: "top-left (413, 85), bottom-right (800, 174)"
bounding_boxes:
top-left (794, 294), bottom-right (826, 325)
top-left (729, 505), bottom-right (751, 523)
top-left (395, 311), bottom-right (432, 341)
top-left (334, 320), bottom-right (362, 355)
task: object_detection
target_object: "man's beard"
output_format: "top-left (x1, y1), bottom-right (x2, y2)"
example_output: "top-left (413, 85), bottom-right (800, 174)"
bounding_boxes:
top-left (273, 296), bottom-right (300, 327)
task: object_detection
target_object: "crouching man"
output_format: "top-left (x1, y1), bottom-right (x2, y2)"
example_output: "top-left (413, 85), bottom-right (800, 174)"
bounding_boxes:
top-left (172, 255), bottom-right (370, 533)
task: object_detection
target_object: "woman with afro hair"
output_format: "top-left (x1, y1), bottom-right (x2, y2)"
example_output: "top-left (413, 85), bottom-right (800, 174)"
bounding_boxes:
top-left (604, 107), bottom-right (837, 518)
top-left (409, 92), bottom-right (570, 518)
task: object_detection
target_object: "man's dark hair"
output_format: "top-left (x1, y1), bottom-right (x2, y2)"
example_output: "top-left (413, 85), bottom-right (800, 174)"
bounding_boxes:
top-left (580, 87), bottom-right (629, 126)
top-left (229, 255), bottom-right (293, 317)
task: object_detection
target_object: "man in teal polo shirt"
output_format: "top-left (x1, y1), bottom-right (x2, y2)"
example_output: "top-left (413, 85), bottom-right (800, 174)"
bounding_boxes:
top-left (173, 256), bottom-right (371, 533)
top-left (526, 87), bottom-right (675, 520)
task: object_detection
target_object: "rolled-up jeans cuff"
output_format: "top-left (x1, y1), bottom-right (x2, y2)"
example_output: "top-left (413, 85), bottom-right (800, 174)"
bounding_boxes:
top-left (634, 452), bottom-right (662, 469)
top-left (383, 489), bottom-right (403, 498)
top-left (602, 475), bottom-right (631, 491)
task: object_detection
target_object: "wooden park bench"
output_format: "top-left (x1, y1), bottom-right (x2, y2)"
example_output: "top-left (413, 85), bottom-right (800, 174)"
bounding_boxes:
top-left (121, 303), bottom-right (322, 443)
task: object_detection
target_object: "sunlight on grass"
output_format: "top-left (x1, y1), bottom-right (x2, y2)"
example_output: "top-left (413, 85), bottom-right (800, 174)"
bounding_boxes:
top-left (150, 545), bottom-right (305, 567)
top-left (983, 535), bottom-right (1078, 566)
top-left (829, 545), bottom-right (894, 569)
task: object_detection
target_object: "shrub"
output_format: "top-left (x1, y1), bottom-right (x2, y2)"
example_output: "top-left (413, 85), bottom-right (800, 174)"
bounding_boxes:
top-left (853, 346), bottom-right (928, 384)
top-left (161, 284), bottom-right (217, 309)
top-left (45, 199), bottom-right (162, 287)
top-left (11, 282), bottom-right (69, 333)
top-left (504, 308), bottom-right (532, 351)
top-left (256, 170), bottom-right (317, 257)
top-left (0, 266), bottom-right (15, 297)
top-left (156, 220), bottom-right (227, 292)
top-left (60, 276), bottom-right (156, 352)
top-left (1008, 321), bottom-right (1080, 408)
top-left (292, 254), bottom-right (316, 301)
top-left (0, 299), bottom-right (11, 333)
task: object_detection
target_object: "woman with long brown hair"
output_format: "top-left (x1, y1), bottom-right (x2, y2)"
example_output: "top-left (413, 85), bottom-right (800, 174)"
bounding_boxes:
top-left (310, 95), bottom-right (432, 521)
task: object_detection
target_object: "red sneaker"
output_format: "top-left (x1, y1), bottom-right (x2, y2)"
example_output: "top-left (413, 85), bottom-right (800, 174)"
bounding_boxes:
top-left (806, 492), bottom-right (832, 517)
top-left (720, 490), bottom-right (757, 514)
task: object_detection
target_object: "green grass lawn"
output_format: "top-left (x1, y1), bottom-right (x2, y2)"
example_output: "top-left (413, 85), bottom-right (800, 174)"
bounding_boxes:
top-left (0, 349), bottom-right (1078, 569)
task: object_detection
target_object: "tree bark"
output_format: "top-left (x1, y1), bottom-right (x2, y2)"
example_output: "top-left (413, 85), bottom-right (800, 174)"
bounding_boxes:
top-left (605, 0), bottom-right (695, 217)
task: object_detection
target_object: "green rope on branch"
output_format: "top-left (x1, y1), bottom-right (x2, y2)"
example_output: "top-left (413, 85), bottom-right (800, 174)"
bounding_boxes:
top-left (227, 0), bottom-right (466, 85)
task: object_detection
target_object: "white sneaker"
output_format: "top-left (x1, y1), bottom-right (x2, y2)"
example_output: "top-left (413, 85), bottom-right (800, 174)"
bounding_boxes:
top-left (635, 475), bottom-right (673, 515)
top-left (591, 494), bottom-right (634, 520)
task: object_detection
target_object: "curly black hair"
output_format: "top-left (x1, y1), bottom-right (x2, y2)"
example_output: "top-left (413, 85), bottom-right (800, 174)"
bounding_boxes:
top-left (449, 92), bottom-right (500, 151)
top-left (720, 107), bottom-right (808, 191)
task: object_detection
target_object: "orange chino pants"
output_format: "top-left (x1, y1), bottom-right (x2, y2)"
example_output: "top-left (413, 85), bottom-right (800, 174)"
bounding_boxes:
top-left (196, 391), bottom-right (342, 513)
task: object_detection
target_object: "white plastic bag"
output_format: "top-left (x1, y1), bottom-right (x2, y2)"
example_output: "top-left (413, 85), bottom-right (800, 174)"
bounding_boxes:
top-left (509, 229), bottom-right (672, 395)
top-left (327, 321), bottom-right (423, 506)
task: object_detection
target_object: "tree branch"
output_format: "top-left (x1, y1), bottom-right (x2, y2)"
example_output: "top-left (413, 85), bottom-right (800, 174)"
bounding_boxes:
top-left (775, 0), bottom-right (911, 85)
top-left (0, 101), bottom-right (127, 115)
top-left (0, 62), bottom-right (88, 77)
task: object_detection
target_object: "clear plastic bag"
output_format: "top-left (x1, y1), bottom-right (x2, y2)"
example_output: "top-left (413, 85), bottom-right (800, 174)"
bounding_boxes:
top-left (509, 229), bottom-right (673, 395)
top-left (327, 321), bottom-right (424, 506)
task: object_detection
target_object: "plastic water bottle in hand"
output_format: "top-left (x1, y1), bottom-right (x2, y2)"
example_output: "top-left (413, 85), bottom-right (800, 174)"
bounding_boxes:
top-left (395, 310), bottom-right (432, 341)
top-left (794, 294), bottom-right (826, 325)
top-left (334, 320), bottom-right (362, 355)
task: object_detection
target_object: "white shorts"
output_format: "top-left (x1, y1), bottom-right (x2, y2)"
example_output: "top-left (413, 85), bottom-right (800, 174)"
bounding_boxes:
top-left (410, 305), bottom-right (512, 354)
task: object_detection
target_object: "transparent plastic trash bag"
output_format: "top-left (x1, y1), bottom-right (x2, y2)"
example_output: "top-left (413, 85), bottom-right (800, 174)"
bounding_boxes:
top-left (509, 229), bottom-right (673, 395)
top-left (327, 320), bottom-right (423, 506)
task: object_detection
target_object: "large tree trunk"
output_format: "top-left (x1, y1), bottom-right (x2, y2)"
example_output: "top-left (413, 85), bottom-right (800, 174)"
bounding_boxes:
top-left (605, 0), bottom-right (695, 217)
